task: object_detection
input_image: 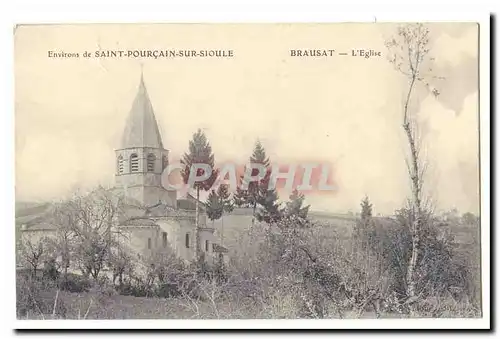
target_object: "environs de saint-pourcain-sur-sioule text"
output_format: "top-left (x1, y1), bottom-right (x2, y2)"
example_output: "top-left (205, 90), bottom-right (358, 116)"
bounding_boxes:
top-left (47, 49), bottom-right (235, 59)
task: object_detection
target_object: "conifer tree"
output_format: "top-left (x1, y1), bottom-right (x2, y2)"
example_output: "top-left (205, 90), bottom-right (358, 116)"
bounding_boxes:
top-left (354, 195), bottom-right (374, 239)
top-left (206, 189), bottom-right (223, 227)
top-left (353, 196), bottom-right (376, 269)
top-left (181, 129), bottom-right (218, 260)
top-left (250, 141), bottom-right (270, 167)
top-left (233, 185), bottom-right (249, 207)
top-left (217, 183), bottom-right (234, 214)
top-left (237, 140), bottom-right (274, 224)
top-left (254, 143), bottom-right (282, 224)
top-left (255, 170), bottom-right (282, 224)
top-left (282, 189), bottom-right (310, 226)
top-left (217, 184), bottom-right (233, 246)
top-left (360, 196), bottom-right (373, 221)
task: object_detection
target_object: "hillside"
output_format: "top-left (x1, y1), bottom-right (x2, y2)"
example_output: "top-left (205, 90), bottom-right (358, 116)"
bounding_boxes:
top-left (16, 202), bottom-right (478, 255)
top-left (210, 208), bottom-right (358, 256)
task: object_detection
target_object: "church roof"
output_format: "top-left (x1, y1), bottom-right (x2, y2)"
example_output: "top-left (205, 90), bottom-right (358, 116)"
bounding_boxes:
top-left (121, 73), bottom-right (164, 149)
top-left (176, 192), bottom-right (207, 211)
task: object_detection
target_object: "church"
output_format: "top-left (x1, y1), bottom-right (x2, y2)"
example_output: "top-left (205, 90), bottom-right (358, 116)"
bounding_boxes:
top-left (18, 73), bottom-right (228, 268)
top-left (111, 72), bottom-right (227, 265)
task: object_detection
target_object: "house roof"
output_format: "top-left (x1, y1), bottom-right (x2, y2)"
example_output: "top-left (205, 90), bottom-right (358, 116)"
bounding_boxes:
top-left (121, 73), bottom-right (164, 149)
top-left (212, 243), bottom-right (229, 253)
top-left (120, 217), bottom-right (159, 227)
top-left (22, 222), bottom-right (57, 231)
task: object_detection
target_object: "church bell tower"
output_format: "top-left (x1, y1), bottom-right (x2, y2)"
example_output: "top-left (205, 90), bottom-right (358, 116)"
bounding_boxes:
top-left (115, 72), bottom-right (177, 208)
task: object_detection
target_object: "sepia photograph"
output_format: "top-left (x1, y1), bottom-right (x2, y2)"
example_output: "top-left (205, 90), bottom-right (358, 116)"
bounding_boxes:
top-left (12, 21), bottom-right (489, 329)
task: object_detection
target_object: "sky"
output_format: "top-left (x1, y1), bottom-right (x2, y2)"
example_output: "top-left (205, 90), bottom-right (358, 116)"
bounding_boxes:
top-left (14, 23), bottom-right (480, 215)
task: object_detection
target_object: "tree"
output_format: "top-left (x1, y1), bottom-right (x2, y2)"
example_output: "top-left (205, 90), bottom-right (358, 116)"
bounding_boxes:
top-left (50, 202), bottom-right (78, 283)
top-left (360, 196), bottom-right (373, 221)
top-left (217, 183), bottom-right (234, 214)
top-left (61, 187), bottom-right (124, 281)
top-left (217, 183), bottom-right (234, 246)
top-left (145, 247), bottom-right (186, 297)
top-left (108, 246), bottom-right (135, 288)
top-left (281, 189), bottom-right (310, 227)
top-left (233, 184), bottom-right (249, 207)
top-left (241, 141), bottom-right (270, 215)
top-left (255, 169), bottom-right (282, 225)
top-left (462, 212), bottom-right (479, 226)
top-left (237, 140), bottom-right (281, 224)
top-left (283, 189), bottom-right (310, 219)
top-left (351, 196), bottom-right (378, 293)
top-left (250, 140), bottom-right (270, 167)
top-left (354, 196), bottom-right (374, 239)
top-left (206, 189), bottom-right (223, 227)
top-left (181, 129), bottom-right (218, 261)
top-left (385, 23), bottom-right (441, 308)
top-left (20, 237), bottom-right (50, 278)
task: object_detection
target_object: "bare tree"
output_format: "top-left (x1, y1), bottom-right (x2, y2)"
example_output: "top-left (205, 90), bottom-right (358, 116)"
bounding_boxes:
top-left (385, 24), bottom-right (441, 307)
top-left (58, 187), bottom-right (124, 281)
top-left (50, 203), bottom-right (77, 282)
top-left (108, 246), bottom-right (135, 288)
top-left (20, 238), bottom-right (50, 278)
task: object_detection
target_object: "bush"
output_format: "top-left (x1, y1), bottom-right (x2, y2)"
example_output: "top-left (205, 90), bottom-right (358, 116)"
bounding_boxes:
top-left (413, 294), bottom-right (481, 318)
top-left (58, 274), bottom-right (91, 293)
top-left (42, 258), bottom-right (59, 281)
top-left (116, 279), bottom-right (151, 298)
top-left (155, 283), bottom-right (182, 298)
top-left (361, 207), bottom-right (479, 313)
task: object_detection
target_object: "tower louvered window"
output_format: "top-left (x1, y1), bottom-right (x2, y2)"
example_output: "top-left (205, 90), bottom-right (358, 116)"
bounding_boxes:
top-left (147, 153), bottom-right (156, 172)
top-left (130, 153), bottom-right (139, 172)
top-left (117, 155), bottom-right (124, 174)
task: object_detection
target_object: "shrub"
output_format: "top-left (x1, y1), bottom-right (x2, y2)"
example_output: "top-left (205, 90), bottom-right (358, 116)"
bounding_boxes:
top-left (58, 273), bottom-right (91, 293)
top-left (116, 277), bottom-right (152, 298)
top-left (42, 258), bottom-right (59, 281)
top-left (363, 207), bottom-right (479, 313)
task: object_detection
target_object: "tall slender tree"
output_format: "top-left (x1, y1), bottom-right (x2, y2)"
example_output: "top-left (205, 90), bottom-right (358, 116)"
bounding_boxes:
top-left (354, 196), bottom-right (373, 239)
top-left (181, 129), bottom-right (218, 261)
top-left (353, 196), bottom-right (375, 272)
top-left (385, 23), bottom-right (440, 308)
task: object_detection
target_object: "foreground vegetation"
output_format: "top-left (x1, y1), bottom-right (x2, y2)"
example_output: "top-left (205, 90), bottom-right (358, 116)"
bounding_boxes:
top-left (17, 200), bottom-right (480, 319)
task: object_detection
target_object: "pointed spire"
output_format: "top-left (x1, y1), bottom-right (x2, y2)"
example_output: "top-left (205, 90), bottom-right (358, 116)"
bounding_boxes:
top-left (121, 71), bottom-right (164, 149)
